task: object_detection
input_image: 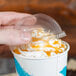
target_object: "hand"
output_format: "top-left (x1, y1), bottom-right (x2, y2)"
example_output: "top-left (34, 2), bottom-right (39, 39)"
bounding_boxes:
top-left (0, 12), bottom-right (36, 45)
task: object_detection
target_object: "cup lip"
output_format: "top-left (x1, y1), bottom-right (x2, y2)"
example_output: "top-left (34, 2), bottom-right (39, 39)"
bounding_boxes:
top-left (11, 41), bottom-right (70, 60)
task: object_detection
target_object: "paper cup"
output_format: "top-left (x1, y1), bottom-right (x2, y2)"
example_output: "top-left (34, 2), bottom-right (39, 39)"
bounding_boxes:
top-left (11, 41), bottom-right (70, 76)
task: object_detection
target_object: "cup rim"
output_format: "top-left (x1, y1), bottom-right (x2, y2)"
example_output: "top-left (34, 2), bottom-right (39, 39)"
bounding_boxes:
top-left (11, 41), bottom-right (70, 60)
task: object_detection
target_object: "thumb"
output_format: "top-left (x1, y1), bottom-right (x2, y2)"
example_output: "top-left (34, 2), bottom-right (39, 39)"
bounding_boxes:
top-left (19, 31), bottom-right (32, 45)
top-left (8, 30), bottom-right (32, 45)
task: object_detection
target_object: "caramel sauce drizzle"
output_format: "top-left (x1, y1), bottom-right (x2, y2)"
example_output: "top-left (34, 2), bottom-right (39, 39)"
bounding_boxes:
top-left (61, 44), bottom-right (65, 48)
top-left (53, 41), bottom-right (59, 44)
top-left (21, 49), bottom-right (28, 51)
top-left (31, 44), bottom-right (40, 48)
top-left (32, 37), bottom-right (41, 42)
top-left (44, 51), bottom-right (52, 56)
top-left (13, 48), bottom-right (21, 54)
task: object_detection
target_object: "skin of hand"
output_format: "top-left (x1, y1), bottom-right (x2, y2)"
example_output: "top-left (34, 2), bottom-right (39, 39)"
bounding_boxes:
top-left (0, 12), bottom-right (36, 45)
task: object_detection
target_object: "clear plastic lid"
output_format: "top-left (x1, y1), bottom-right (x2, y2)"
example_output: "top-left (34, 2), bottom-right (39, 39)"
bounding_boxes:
top-left (8, 13), bottom-right (66, 38)
top-left (34, 13), bottom-right (66, 38)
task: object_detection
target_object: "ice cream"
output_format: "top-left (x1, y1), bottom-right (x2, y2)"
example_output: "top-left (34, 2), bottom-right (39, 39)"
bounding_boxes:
top-left (13, 28), bottom-right (67, 58)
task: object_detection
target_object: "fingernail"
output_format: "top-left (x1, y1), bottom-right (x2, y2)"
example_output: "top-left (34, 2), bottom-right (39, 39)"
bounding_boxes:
top-left (21, 31), bottom-right (31, 42)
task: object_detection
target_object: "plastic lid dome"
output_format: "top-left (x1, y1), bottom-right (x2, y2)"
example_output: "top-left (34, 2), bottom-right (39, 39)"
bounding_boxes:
top-left (34, 13), bottom-right (66, 38)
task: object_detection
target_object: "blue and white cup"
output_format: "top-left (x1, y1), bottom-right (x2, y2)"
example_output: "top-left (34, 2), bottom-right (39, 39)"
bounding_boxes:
top-left (11, 41), bottom-right (70, 76)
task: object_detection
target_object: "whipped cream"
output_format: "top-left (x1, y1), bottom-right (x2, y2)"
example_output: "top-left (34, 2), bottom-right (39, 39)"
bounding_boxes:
top-left (13, 28), bottom-right (67, 58)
